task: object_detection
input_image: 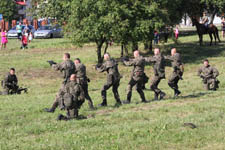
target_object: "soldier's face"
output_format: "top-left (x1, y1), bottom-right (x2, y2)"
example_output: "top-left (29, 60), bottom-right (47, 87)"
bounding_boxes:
top-left (10, 70), bottom-right (15, 75)
top-left (154, 49), bottom-right (159, 55)
top-left (204, 61), bottom-right (209, 67)
top-left (134, 51), bottom-right (139, 58)
top-left (171, 49), bottom-right (176, 56)
top-left (74, 60), bottom-right (79, 64)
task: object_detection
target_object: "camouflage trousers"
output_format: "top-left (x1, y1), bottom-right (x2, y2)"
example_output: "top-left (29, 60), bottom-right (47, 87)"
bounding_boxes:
top-left (79, 79), bottom-right (94, 108)
top-left (150, 75), bottom-right (164, 94)
top-left (203, 78), bottom-right (219, 90)
top-left (168, 71), bottom-right (182, 91)
top-left (50, 83), bottom-right (66, 111)
top-left (101, 75), bottom-right (121, 104)
top-left (127, 77), bottom-right (146, 102)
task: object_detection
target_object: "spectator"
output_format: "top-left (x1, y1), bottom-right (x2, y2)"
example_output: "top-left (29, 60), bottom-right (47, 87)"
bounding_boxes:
top-left (28, 32), bottom-right (33, 43)
top-left (154, 30), bottom-right (159, 45)
top-left (1, 29), bottom-right (8, 50)
top-left (221, 18), bottom-right (225, 38)
top-left (21, 32), bottom-right (28, 50)
top-left (16, 22), bottom-right (22, 40)
top-left (174, 26), bottom-right (179, 40)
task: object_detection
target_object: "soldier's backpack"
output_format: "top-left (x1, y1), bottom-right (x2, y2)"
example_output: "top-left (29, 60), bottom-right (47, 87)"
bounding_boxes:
top-left (63, 93), bottom-right (75, 109)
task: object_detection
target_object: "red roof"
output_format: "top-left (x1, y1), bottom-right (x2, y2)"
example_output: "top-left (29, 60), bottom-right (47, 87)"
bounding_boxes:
top-left (16, 1), bottom-right (26, 5)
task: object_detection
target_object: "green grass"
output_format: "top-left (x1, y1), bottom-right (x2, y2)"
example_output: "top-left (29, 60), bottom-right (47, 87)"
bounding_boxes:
top-left (0, 35), bottom-right (225, 150)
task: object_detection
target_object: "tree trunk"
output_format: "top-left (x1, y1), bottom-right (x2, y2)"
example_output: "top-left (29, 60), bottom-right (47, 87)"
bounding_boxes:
top-left (121, 44), bottom-right (124, 57)
top-left (132, 41), bottom-right (138, 51)
top-left (96, 40), bottom-right (105, 64)
top-left (149, 40), bottom-right (152, 51)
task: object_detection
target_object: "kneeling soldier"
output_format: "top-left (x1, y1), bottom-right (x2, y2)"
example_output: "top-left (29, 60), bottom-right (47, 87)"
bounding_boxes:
top-left (1, 68), bottom-right (26, 95)
top-left (57, 74), bottom-right (85, 121)
top-left (198, 59), bottom-right (219, 90)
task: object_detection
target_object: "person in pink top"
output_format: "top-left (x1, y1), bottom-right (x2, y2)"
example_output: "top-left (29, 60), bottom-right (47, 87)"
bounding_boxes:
top-left (174, 26), bottom-right (179, 40)
top-left (1, 29), bottom-right (8, 50)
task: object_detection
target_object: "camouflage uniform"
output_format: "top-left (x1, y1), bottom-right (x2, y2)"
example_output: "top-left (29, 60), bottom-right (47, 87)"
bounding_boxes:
top-left (57, 80), bottom-right (85, 120)
top-left (145, 54), bottom-right (166, 100)
top-left (97, 58), bottom-right (121, 106)
top-left (165, 53), bottom-right (183, 97)
top-left (45, 59), bottom-right (75, 112)
top-left (123, 56), bottom-right (147, 103)
top-left (198, 65), bottom-right (219, 90)
top-left (75, 63), bottom-right (94, 109)
top-left (1, 72), bottom-right (18, 95)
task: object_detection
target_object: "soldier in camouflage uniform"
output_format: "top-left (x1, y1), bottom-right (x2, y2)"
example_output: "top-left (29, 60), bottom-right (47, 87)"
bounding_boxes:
top-left (57, 74), bottom-right (85, 121)
top-left (74, 58), bottom-right (95, 109)
top-left (198, 59), bottom-right (219, 90)
top-left (145, 48), bottom-right (166, 100)
top-left (123, 50), bottom-right (148, 104)
top-left (165, 48), bottom-right (184, 97)
top-left (44, 53), bottom-right (75, 113)
top-left (96, 53), bottom-right (122, 107)
top-left (1, 68), bottom-right (18, 95)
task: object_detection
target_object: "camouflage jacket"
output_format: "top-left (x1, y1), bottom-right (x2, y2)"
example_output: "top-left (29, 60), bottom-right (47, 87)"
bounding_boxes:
top-left (1, 72), bottom-right (18, 88)
top-left (59, 80), bottom-right (85, 109)
top-left (52, 59), bottom-right (75, 83)
top-left (198, 65), bottom-right (219, 79)
top-left (145, 54), bottom-right (165, 78)
top-left (124, 56), bottom-right (146, 80)
top-left (165, 53), bottom-right (183, 72)
top-left (97, 58), bottom-right (120, 78)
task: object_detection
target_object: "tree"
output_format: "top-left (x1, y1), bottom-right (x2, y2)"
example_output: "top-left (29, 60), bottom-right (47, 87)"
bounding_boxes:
top-left (0, 0), bottom-right (18, 21)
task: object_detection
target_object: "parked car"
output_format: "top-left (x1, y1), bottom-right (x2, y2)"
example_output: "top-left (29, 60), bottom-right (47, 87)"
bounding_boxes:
top-left (34, 25), bottom-right (63, 39)
top-left (7, 25), bottom-right (36, 38)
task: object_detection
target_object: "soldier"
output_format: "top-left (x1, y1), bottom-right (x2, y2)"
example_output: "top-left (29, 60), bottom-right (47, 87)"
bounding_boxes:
top-left (165, 48), bottom-right (184, 98)
top-left (44, 53), bottom-right (75, 113)
top-left (57, 74), bottom-right (85, 121)
top-left (146, 48), bottom-right (166, 100)
top-left (1, 68), bottom-right (18, 95)
top-left (123, 50), bottom-right (148, 104)
top-left (198, 59), bottom-right (219, 90)
top-left (74, 58), bottom-right (95, 109)
top-left (96, 53), bottom-right (122, 107)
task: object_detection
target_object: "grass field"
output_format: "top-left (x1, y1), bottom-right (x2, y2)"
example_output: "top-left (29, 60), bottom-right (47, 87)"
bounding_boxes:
top-left (0, 35), bottom-right (225, 150)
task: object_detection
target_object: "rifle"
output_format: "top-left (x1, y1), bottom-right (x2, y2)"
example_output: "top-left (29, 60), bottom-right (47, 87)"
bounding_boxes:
top-left (10, 87), bottom-right (28, 94)
top-left (47, 60), bottom-right (57, 66)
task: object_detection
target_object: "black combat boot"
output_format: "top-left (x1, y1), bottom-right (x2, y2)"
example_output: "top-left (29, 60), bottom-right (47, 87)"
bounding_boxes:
top-left (174, 89), bottom-right (181, 98)
top-left (57, 114), bottom-right (68, 121)
top-left (98, 99), bottom-right (107, 107)
top-left (114, 100), bottom-right (122, 107)
top-left (43, 101), bottom-right (58, 113)
top-left (159, 91), bottom-right (166, 100)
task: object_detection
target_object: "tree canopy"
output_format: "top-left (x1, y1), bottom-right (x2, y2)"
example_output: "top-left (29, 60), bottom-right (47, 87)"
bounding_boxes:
top-left (35, 0), bottom-right (225, 63)
top-left (0, 0), bottom-right (18, 21)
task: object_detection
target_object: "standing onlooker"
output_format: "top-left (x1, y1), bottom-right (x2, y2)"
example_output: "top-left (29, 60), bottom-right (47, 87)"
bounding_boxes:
top-left (154, 30), bottom-right (159, 45)
top-left (21, 32), bottom-right (28, 49)
top-left (1, 29), bottom-right (8, 50)
top-left (28, 32), bottom-right (33, 43)
top-left (16, 22), bottom-right (22, 40)
top-left (174, 26), bottom-right (179, 40)
top-left (221, 18), bottom-right (225, 38)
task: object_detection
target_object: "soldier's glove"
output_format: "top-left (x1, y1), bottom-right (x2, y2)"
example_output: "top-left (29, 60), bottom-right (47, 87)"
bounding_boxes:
top-left (87, 78), bottom-right (90, 82)
top-left (47, 60), bottom-right (57, 66)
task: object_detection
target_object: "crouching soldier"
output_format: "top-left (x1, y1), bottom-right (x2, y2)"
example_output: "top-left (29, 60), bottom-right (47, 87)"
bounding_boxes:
top-left (198, 59), bottom-right (219, 91)
top-left (57, 74), bottom-right (85, 121)
top-left (1, 68), bottom-right (27, 95)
